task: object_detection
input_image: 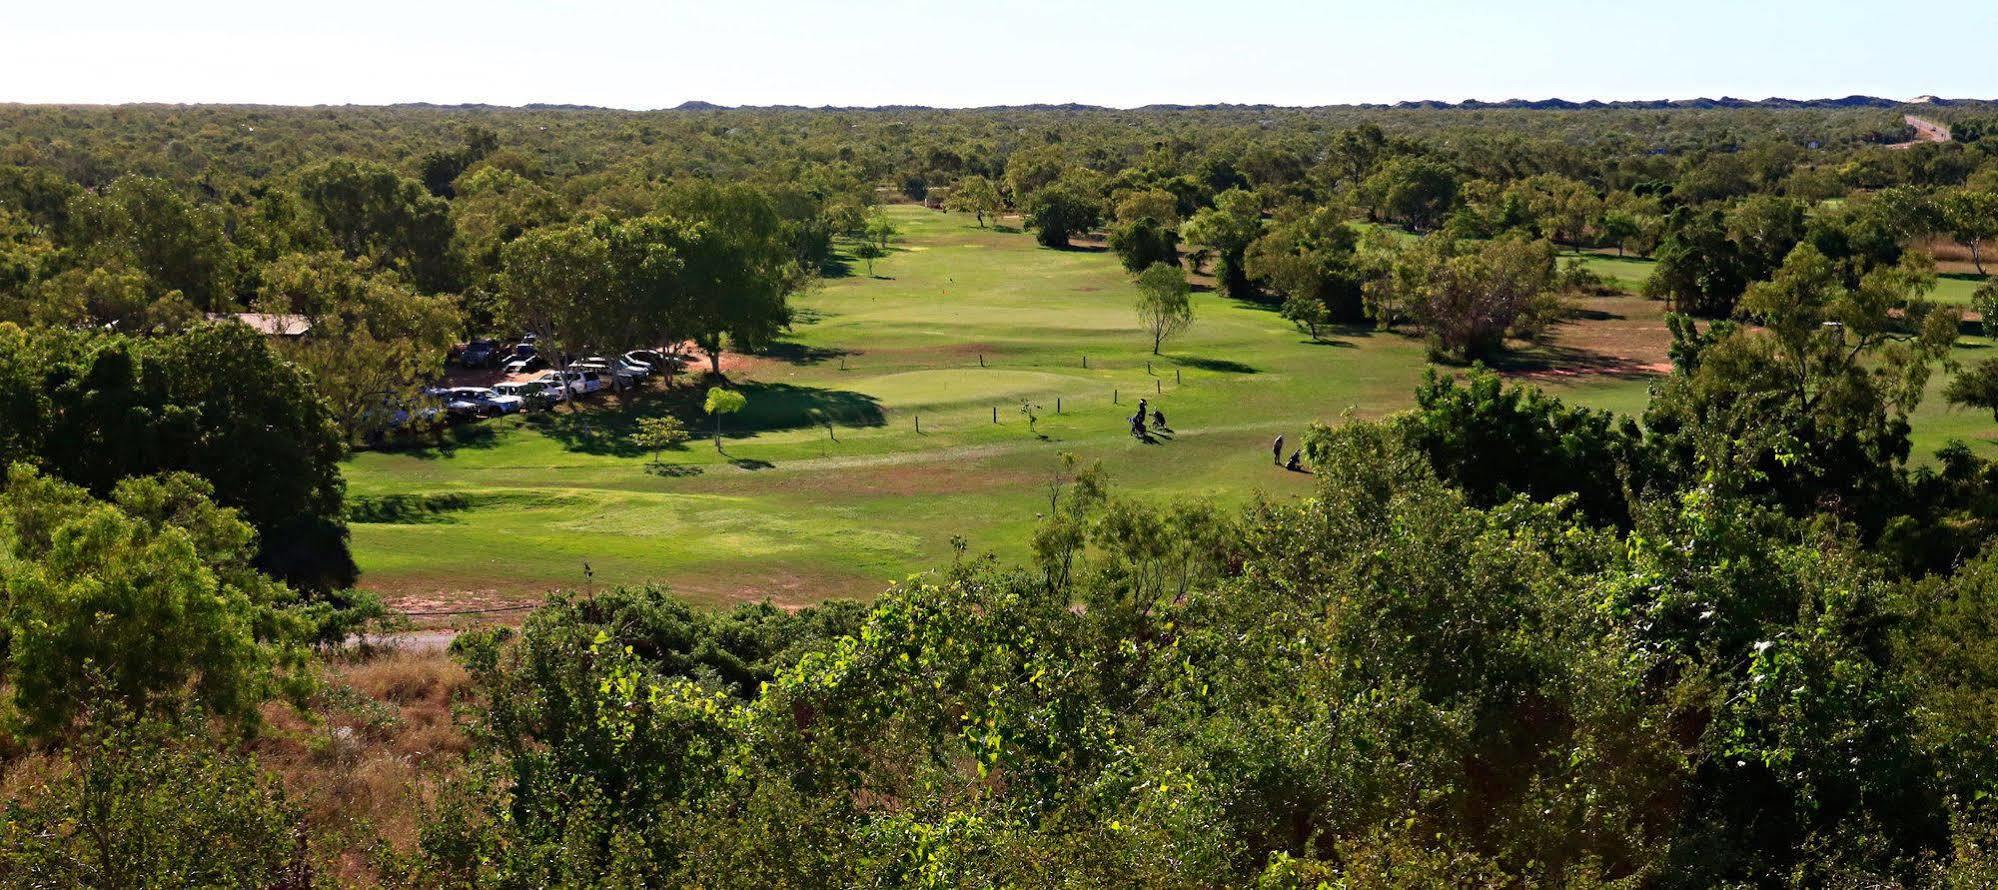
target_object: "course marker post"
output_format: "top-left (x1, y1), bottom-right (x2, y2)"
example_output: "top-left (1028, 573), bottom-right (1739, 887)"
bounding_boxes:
top-left (992, 406), bottom-right (998, 423)
top-left (1114, 389), bottom-right (1119, 405)
top-left (1176, 368), bottom-right (1181, 384)
top-left (1156, 379), bottom-right (1161, 394)
top-left (1056, 397), bottom-right (1061, 414)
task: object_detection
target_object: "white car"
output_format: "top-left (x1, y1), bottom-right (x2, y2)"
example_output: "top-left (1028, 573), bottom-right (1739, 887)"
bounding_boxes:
top-left (454, 386), bottom-right (525, 415)
top-left (575, 356), bottom-right (650, 382)
top-left (534, 369), bottom-right (605, 396)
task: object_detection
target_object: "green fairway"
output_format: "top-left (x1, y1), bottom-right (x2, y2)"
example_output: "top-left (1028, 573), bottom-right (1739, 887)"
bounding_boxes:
top-left (342, 206), bottom-right (1998, 608)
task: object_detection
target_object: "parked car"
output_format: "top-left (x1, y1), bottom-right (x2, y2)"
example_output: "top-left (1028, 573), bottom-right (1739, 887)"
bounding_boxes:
top-left (575, 355), bottom-right (650, 383)
top-left (456, 339), bottom-right (502, 368)
top-left (492, 381), bottom-right (551, 408)
top-left (534, 369), bottom-right (606, 396)
top-left (625, 350), bottom-right (685, 374)
top-left (501, 354), bottom-right (548, 375)
top-left (444, 386), bottom-right (524, 416)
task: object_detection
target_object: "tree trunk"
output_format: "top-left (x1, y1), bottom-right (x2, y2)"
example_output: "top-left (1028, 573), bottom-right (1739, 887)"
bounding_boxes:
top-left (715, 415), bottom-right (723, 451)
top-left (1973, 239), bottom-right (1985, 276)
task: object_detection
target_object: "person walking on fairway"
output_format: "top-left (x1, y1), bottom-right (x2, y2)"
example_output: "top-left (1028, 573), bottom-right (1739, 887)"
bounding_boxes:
top-left (1272, 434), bottom-right (1284, 465)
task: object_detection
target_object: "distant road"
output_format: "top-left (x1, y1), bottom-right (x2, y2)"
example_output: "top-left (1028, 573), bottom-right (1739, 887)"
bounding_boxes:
top-left (1899, 114), bottom-right (1953, 146)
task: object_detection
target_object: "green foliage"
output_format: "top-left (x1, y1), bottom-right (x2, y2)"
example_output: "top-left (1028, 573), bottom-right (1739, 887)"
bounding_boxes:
top-left (1132, 262), bottom-right (1193, 355)
top-left (293, 157), bottom-right (458, 293)
top-left (1107, 215), bottom-right (1179, 272)
top-left (0, 714), bottom-right (309, 888)
top-left (1401, 234), bottom-right (1563, 361)
top-left (704, 387), bottom-right (748, 450)
top-left (1361, 155), bottom-right (1460, 231)
top-left (942, 174), bottom-right (1003, 226)
top-left (1024, 174), bottom-right (1103, 249)
top-left (1244, 205), bottom-right (1364, 327)
top-left (0, 322), bottom-right (354, 592)
top-left (631, 415), bottom-right (691, 464)
top-left (0, 465), bottom-right (310, 738)
top-left (1178, 188), bottom-right (1263, 298)
top-left (256, 250), bottom-right (463, 441)
top-left (1389, 368), bottom-right (1648, 527)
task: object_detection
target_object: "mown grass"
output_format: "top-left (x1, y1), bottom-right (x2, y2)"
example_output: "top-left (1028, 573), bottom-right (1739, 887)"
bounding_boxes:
top-left (343, 207), bottom-right (1998, 607)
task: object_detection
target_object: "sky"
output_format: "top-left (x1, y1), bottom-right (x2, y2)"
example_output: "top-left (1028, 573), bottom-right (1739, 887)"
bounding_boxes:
top-left (7, 0), bottom-right (1996, 109)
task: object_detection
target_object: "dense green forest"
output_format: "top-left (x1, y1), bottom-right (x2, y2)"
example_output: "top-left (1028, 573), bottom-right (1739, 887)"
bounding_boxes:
top-left (5, 100), bottom-right (1998, 885)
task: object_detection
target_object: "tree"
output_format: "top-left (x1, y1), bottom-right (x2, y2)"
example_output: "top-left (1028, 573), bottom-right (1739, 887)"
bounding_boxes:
top-left (632, 415), bottom-right (691, 464)
top-left (1600, 210), bottom-right (1641, 257)
top-left (1976, 279), bottom-right (1998, 335)
top-left (0, 716), bottom-right (310, 886)
top-left (1133, 263), bottom-right (1193, 355)
top-left (1179, 188), bottom-right (1263, 298)
top-left (1023, 176), bottom-right (1102, 249)
top-left (0, 465), bottom-right (310, 737)
top-left (1107, 216), bottom-right (1179, 272)
top-left (1403, 235), bottom-right (1562, 361)
top-left (1945, 359), bottom-right (1998, 420)
top-left (451, 166), bottom-right (565, 299)
top-left (1647, 245), bottom-right (1959, 533)
top-left (1725, 193), bottom-right (1808, 283)
top-left (704, 387), bottom-right (747, 451)
top-left (658, 183), bottom-right (801, 375)
top-left (1361, 156), bottom-right (1460, 231)
top-left (60, 176), bottom-right (238, 313)
top-left (853, 240), bottom-right (886, 277)
top-left (499, 223), bottom-right (618, 398)
top-left (944, 175), bottom-right (1003, 227)
top-left (1244, 205), bottom-right (1363, 329)
top-left (0, 323), bottom-right (355, 593)
top-left (292, 158), bottom-right (458, 292)
top-left (255, 251), bottom-right (463, 441)
top-left (856, 211), bottom-right (897, 276)
top-left (1940, 188), bottom-right (1998, 275)
top-left (1645, 207), bottom-right (1748, 317)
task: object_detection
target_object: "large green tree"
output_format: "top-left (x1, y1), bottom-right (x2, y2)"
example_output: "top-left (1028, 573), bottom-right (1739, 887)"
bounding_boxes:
top-left (0, 323), bottom-right (354, 592)
top-left (1178, 188), bottom-right (1263, 298)
top-left (292, 158), bottom-right (458, 292)
top-left (0, 465), bottom-right (310, 737)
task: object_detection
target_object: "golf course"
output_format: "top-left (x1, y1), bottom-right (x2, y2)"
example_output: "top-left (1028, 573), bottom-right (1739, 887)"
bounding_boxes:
top-left (343, 204), bottom-right (1998, 610)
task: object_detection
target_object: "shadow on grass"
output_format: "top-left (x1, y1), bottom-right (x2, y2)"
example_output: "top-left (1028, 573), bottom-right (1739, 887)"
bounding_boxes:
top-left (1568, 307), bottom-right (1627, 322)
top-left (1485, 344), bottom-right (1662, 380)
top-left (728, 457), bottom-right (776, 470)
top-left (535, 382), bottom-right (887, 456)
top-left (761, 342), bottom-right (853, 365)
top-left (1173, 355), bottom-right (1261, 374)
top-left (819, 256), bottom-right (856, 279)
top-left (347, 493), bottom-right (475, 524)
top-left (647, 463), bottom-right (704, 477)
top-left (366, 421), bottom-right (504, 460)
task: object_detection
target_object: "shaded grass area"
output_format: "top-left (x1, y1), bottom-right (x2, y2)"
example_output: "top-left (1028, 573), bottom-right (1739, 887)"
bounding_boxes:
top-left (343, 208), bottom-right (1998, 609)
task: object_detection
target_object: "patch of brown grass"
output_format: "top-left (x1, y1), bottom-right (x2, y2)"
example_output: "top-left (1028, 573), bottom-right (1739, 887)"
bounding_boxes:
top-left (254, 649), bottom-right (478, 884)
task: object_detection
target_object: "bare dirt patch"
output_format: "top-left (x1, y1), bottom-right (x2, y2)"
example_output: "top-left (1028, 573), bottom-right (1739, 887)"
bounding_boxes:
top-left (1497, 295), bottom-right (1674, 381)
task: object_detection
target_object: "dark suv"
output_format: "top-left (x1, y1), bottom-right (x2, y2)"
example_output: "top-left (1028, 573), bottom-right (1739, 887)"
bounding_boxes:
top-left (457, 339), bottom-right (502, 368)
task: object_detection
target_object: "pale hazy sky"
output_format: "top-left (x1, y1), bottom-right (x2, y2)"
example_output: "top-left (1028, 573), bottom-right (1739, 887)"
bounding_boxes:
top-left (7, 0), bottom-right (1995, 108)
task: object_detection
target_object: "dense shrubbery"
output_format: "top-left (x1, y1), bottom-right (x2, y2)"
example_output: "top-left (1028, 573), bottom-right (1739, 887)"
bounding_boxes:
top-left (406, 412), bottom-right (1998, 885)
